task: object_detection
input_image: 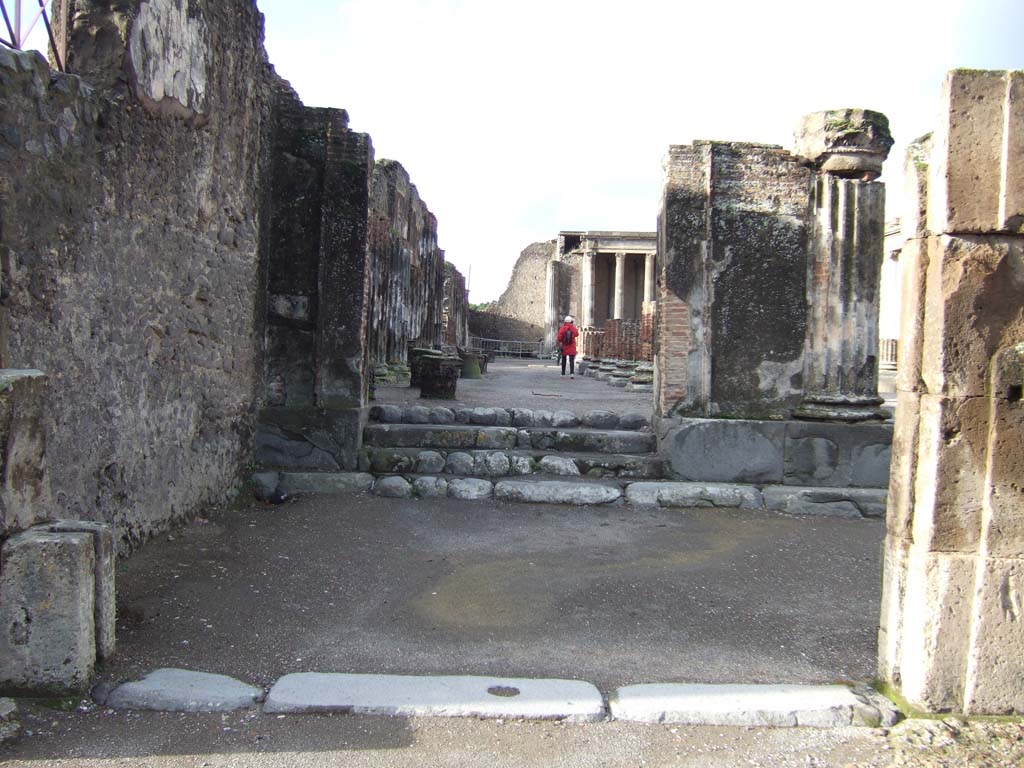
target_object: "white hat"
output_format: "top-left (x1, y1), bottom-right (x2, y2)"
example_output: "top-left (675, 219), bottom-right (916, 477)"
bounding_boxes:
top-left (564, 316), bottom-right (573, 323)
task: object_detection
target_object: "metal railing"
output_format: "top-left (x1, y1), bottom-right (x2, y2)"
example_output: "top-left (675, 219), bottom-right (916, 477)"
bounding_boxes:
top-left (1, 0), bottom-right (63, 71)
top-left (468, 336), bottom-right (543, 358)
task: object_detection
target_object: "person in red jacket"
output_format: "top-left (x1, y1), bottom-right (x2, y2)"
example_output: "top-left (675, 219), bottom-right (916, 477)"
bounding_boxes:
top-left (557, 315), bottom-right (578, 378)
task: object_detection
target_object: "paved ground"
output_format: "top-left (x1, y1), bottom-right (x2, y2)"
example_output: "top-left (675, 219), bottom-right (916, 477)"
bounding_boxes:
top-left (376, 358), bottom-right (653, 415)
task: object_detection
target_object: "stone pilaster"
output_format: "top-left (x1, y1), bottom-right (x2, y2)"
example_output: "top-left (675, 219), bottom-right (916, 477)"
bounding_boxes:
top-left (544, 259), bottom-right (558, 353)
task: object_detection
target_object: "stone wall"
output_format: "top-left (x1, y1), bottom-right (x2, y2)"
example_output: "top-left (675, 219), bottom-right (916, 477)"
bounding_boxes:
top-left (442, 263), bottom-right (469, 349)
top-left (879, 70), bottom-right (1024, 715)
top-left (367, 160), bottom-right (446, 365)
top-left (468, 310), bottom-right (544, 344)
top-left (486, 241), bottom-right (553, 341)
top-left (0, 0), bottom-right (275, 549)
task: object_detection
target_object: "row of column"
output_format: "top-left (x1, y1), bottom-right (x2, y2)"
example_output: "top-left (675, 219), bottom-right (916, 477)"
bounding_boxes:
top-left (580, 251), bottom-right (656, 327)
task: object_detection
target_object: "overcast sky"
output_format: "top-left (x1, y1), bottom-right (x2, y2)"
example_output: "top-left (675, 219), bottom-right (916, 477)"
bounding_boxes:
top-left (19, 1), bottom-right (1023, 302)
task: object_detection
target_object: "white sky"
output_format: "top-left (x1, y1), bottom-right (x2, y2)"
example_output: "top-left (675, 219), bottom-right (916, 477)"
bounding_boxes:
top-left (16, 1), bottom-right (1024, 302)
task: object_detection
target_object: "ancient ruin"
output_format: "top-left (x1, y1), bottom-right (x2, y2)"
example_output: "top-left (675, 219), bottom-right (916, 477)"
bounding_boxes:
top-left (0, 0), bottom-right (1020, 722)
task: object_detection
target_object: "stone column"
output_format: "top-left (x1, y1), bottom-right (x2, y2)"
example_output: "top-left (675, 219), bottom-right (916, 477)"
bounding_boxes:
top-left (613, 252), bottom-right (626, 319)
top-left (879, 70), bottom-right (1024, 715)
top-left (643, 252), bottom-right (656, 305)
top-left (581, 251), bottom-right (595, 328)
top-left (793, 109), bottom-right (894, 422)
top-left (544, 258), bottom-right (558, 353)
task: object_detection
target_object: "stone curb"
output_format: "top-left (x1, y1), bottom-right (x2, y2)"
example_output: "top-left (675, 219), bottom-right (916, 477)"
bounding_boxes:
top-left (608, 683), bottom-right (887, 727)
top-left (263, 673), bottom-right (606, 722)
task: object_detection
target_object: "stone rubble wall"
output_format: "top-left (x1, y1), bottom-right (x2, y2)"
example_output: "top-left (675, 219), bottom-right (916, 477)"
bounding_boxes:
top-left (879, 69), bottom-right (1024, 715)
top-left (0, 0), bottom-right (275, 550)
top-left (442, 263), bottom-right (470, 349)
top-left (471, 241), bottom-right (552, 342)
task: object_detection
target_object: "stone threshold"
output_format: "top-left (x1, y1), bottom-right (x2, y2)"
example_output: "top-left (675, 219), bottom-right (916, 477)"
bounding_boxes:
top-left (95, 669), bottom-right (901, 728)
top-left (258, 472), bottom-right (887, 518)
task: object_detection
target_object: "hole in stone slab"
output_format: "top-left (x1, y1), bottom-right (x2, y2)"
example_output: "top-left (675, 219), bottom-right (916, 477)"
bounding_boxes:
top-left (487, 685), bottom-right (521, 698)
top-left (1009, 384), bottom-right (1022, 404)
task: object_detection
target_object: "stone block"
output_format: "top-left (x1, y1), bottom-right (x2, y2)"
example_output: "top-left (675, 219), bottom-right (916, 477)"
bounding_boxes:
top-left (964, 556), bottom-right (1024, 713)
top-left (374, 476), bottom-right (413, 499)
top-left (428, 407), bottom-right (455, 424)
top-left (619, 412), bottom-right (651, 431)
top-left (473, 452), bottom-right (510, 477)
top-left (44, 521), bottom-right (116, 660)
top-left (468, 407), bottom-right (498, 426)
top-left (665, 419), bottom-right (785, 484)
top-left (625, 482), bottom-right (762, 510)
top-left (405, 406), bottom-right (431, 424)
top-left (896, 237), bottom-right (929, 395)
top-left (895, 548), bottom-right (977, 712)
top-left (509, 456), bottom-right (533, 475)
top-left (784, 436), bottom-right (839, 484)
top-left (886, 390), bottom-right (922, 541)
top-left (494, 409), bottom-right (513, 427)
top-left (901, 135), bottom-right (933, 242)
top-left (877, 538), bottom-right (910, 685)
top-left (928, 70), bottom-right (1024, 235)
top-left (415, 451), bottom-right (446, 475)
top-left (413, 477), bottom-right (448, 499)
top-left (911, 394), bottom-right (991, 553)
top-left (581, 410), bottom-right (619, 429)
top-left (277, 472), bottom-right (374, 495)
top-left (0, 530), bottom-right (96, 693)
top-left (920, 236), bottom-right (1024, 398)
top-left (448, 478), bottom-right (493, 501)
top-left (980, 343), bottom-right (1024, 559)
top-left (367, 449), bottom-right (413, 474)
top-left (511, 409), bottom-right (535, 427)
top-left (538, 456), bottom-right (580, 476)
top-left (551, 410), bottom-right (579, 428)
top-left (533, 410), bottom-right (554, 427)
top-left (493, 480), bottom-right (621, 506)
top-left (251, 471), bottom-right (281, 501)
top-left (104, 668), bottom-right (262, 713)
top-left (475, 428), bottom-right (518, 450)
top-left (444, 452), bottom-right (474, 475)
top-left (762, 486), bottom-right (886, 518)
top-left (374, 405), bottom-right (403, 423)
top-left (0, 370), bottom-right (52, 537)
top-left (254, 425), bottom-right (341, 470)
top-left (793, 109), bottom-right (894, 177)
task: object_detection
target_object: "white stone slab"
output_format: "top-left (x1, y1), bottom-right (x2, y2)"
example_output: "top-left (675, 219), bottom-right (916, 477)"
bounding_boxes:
top-left (493, 480), bottom-right (621, 505)
top-left (264, 673), bottom-right (605, 722)
top-left (609, 683), bottom-right (883, 727)
top-left (104, 668), bottom-right (262, 712)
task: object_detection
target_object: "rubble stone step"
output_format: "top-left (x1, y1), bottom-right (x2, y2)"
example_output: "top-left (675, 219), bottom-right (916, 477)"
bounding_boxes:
top-left (264, 473), bottom-right (886, 518)
top-left (361, 447), bottom-right (664, 479)
top-left (368, 404), bottom-right (651, 432)
top-left (363, 424), bottom-right (656, 455)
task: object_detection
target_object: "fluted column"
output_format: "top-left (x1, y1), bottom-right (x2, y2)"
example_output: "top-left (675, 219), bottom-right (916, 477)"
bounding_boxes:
top-left (581, 251), bottom-right (595, 327)
top-left (613, 252), bottom-right (626, 319)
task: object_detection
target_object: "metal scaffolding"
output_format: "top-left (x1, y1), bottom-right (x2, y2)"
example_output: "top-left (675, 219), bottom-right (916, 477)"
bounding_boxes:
top-left (0, 0), bottom-right (63, 71)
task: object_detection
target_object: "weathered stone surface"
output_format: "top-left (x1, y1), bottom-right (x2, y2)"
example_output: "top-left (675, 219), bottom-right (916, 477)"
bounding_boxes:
top-left (494, 409), bottom-right (513, 427)
top-left (255, 425), bottom-right (342, 471)
top-left (277, 472), bottom-right (374, 495)
top-left (793, 109), bottom-right (894, 177)
top-left (665, 419), bottom-right (785, 483)
top-left (374, 476), bottom-right (413, 499)
top-left (929, 70), bottom-right (1024, 235)
top-left (783, 421), bottom-right (893, 489)
top-left (919, 236), bottom-right (1024, 398)
top-left (448, 478), bottom-right (493, 500)
top-left (618, 412), bottom-right (651, 431)
top-left (964, 556), bottom-right (1024, 713)
top-left (374, 405), bottom-right (404, 423)
top-left (762, 486), bottom-right (887, 518)
top-left (538, 456), bottom-right (580, 476)
top-left (0, 370), bottom-right (52, 537)
top-left (468, 407), bottom-right (499, 426)
top-left (511, 409), bottom-right (535, 427)
top-left (405, 406), bottom-right (431, 424)
top-left (444, 452), bottom-right (474, 475)
top-left (0, 530), bottom-right (95, 693)
top-left (473, 452), bottom-right (510, 477)
top-left (625, 482), bottom-right (763, 510)
top-left (528, 429), bottom-right (655, 455)
top-left (0, 697), bottom-right (19, 743)
top-left (581, 410), bottom-right (619, 429)
top-left (366, 448), bottom-right (414, 474)
top-left (610, 683), bottom-right (884, 727)
top-left (103, 669), bottom-right (261, 712)
top-left (476, 428), bottom-right (519, 450)
top-left (551, 410), bottom-right (579, 428)
top-left (493, 480), bottom-right (621, 505)
top-left (509, 456), bottom-right (534, 475)
top-left (263, 673), bottom-right (604, 722)
top-left (981, 344), bottom-right (1024, 559)
top-left (251, 471), bottom-right (281, 501)
top-left (413, 477), bottom-right (448, 499)
top-left (887, 390), bottom-right (922, 541)
top-left (44, 521), bottom-right (116, 661)
top-left (516, 430), bottom-right (532, 449)
top-left (533, 410), bottom-right (555, 427)
top-left (363, 424), bottom-right (517, 451)
top-left (415, 451), bottom-right (446, 475)
top-left (428, 407), bottom-right (455, 424)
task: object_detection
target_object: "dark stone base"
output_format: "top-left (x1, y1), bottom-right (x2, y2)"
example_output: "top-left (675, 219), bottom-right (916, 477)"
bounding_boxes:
top-left (256, 406), bottom-right (368, 471)
top-left (658, 417), bottom-right (893, 489)
top-left (419, 358), bottom-right (462, 399)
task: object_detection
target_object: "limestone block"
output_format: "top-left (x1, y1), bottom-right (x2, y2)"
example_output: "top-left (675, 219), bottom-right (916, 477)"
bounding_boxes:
top-left (980, 344), bottom-right (1024, 559)
top-left (493, 480), bottom-right (620, 506)
top-left (625, 482), bottom-right (763, 510)
top-left (511, 409), bottom-right (535, 427)
top-left (793, 109), bottom-right (894, 177)
top-left (920, 236), bottom-right (1024, 398)
top-left (902, 136), bottom-right (933, 242)
top-left (277, 472), bottom-right (373, 495)
top-left (445, 452), bottom-right (474, 475)
top-left (886, 390), bottom-right (922, 541)
top-left (251, 471), bottom-right (281, 501)
top-left (509, 456), bottom-right (533, 475)
top-left (666, 419), bottom-right (785, 484)
top-left (896, 548), bottom-right (976, 712)
top-left (783, 436), bottom-right (839, 484)
top-left (494, 410), bottom-right (513, 427)
top-left (619, 412), bottom-right (651, 431)
top-left (374, 476), bottom-right (412, 499)
top-left (538, 456), bottom-right (580, 476)
top-left (104, 668), bottom-right (262, 712)
top-left (367, 449), bottom-right (413, 474)
top-left (415, 451), bottom-right (446, 475)
top-left (0, 370), bottom-right (52, 537)
top-left (128, 0), bottom-right (210, 116)
top-left (413, 477), bottom-right (448, 499)
top-left (374, 405), bottom-right (403, 423)
top-left (581, 410), bottom-right (619, 429)
top-left (405, 406), bottom-right (431, 424)
top-left (45, 521), bottom-right (116, 660)
top-left (911, 394), bottom-right (990, 553)
top-left (551, 410), bottom-right (579, 428)
top-left (761, 486), bottom-right (886, 518)
top-left (928, 70), bottom-right (1024, 235)
top-left (473, 452), bottom-right (510, 477)
top-left (475, 428), bottom-right (518, 450)
top-left (0, 530), bottom-right (96, 693)
top-left (428, 407), bottom-right (455, 424)
top-left (964, 556), bottom-right (1024, 713)
top-left (877, 538), bottom-right (910, 684)
top-left (254, 425), bottom-right (341, 471)
top-left (533, 410), bottom-right (555, 427)
top-left (895, 237), bottom-right (928, 394)
top-left (468, 408), bottom-right (498, 426)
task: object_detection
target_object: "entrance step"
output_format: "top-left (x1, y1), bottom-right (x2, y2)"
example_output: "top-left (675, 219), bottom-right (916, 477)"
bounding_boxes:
top-left (369, 404), bottom-right (651, 432)
top-left (362, 447), bottom-right (664, 480)
top-left (363, 423), bottom-right (656, 455)
top-left (264, 673), bottom-right (606, 722)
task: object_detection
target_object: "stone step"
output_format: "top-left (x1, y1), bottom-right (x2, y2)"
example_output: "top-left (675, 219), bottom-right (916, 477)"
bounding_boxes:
top-left (362, 447), bottom-right (664, 480)
top-left (368, 404), bottom-right (651, 432)
top-left (363, 423), bottom-right (656, 455)
top-left (264, 472), bottom-right (886, 518)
